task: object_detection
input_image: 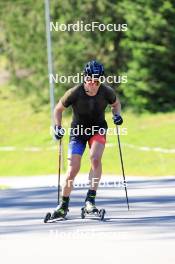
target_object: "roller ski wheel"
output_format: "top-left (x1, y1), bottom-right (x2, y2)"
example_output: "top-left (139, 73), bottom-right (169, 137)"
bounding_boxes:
top-left (44, 212), bottom-right (51, 223)
top-left (81, 207), bottom-right (85, 219)
top-left (99, 209), bottom-right (106, 221)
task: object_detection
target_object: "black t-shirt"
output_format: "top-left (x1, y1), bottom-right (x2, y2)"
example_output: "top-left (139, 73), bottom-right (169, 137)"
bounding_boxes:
top-left (61, 83), bottom-right (117, 129)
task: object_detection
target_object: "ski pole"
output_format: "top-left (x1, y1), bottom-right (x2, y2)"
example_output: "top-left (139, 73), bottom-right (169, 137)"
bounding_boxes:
top-left (116, 126), bottom-right (130, 210)
top-left (57, 138), bottom-right (62, 205)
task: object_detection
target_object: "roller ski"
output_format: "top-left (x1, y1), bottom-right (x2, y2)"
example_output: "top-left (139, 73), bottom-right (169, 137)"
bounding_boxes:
top-left (44, 197), bottom-right (69, 223)
top-left (81, 190), bottom-right (106, 221)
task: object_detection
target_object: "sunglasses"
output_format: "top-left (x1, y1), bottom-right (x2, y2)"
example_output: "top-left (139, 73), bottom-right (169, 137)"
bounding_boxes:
top-left (85, 79), bottom-right (100, 85)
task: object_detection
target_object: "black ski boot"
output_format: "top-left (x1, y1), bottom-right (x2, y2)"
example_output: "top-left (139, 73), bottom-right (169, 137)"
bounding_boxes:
top-left (44, 197), bottom-right (69, 223)
top-left (52, 196), bottom-right (69, 219)
top-left (84, 189), bottom-right (98, 213)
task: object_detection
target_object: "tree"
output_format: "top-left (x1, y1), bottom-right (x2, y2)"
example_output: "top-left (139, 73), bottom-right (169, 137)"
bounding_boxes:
top-left (0, 0), bottom-right (175, 112)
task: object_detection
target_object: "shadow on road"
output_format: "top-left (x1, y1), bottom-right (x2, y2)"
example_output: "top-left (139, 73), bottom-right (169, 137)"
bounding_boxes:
top-left (0, 177), bottom-right (175, 237)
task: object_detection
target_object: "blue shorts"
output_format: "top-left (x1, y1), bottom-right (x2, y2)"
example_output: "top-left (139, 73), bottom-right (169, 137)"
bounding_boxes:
top-left (68, 134), bottom-right (106, 157)
top-left (68, 138), bottom-right (86, 156)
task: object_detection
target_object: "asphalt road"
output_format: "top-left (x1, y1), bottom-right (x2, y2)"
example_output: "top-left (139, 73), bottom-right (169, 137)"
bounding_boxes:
top-left (0, 176), bottom-right (175, 263)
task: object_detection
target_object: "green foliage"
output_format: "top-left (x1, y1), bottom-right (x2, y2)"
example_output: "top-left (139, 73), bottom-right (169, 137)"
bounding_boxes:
top-left (120, 0), bottom-right (175, 111)
top-left (0, 0), bottom-right (48, 106)
top-left (0, 0), bottom-right (175, 111)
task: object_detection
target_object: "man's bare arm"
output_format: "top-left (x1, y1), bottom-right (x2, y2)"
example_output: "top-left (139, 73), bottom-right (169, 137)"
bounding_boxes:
top-left (54, 100), bottom-right (65, 126)
top-left (110, 98), bottom-right (121, 116)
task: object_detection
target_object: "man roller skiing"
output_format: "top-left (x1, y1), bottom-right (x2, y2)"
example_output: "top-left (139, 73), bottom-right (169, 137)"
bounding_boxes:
top-left (52, 60), bottom-right (123, 219)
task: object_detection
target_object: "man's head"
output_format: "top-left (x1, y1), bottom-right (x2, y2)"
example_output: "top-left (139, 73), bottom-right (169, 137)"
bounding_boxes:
top-left (83, 60), bottom-right (104, 96)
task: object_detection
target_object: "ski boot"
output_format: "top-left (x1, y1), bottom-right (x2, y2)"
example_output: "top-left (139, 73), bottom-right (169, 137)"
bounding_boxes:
top-left (44, 197), bottom-right (69, 223)
top-left (81, 190), bottom-right (106, 221)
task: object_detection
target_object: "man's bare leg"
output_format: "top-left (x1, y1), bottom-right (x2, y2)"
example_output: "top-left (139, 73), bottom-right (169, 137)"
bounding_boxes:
top-left (89, 141), bottom-right (105, 190)
top-left (62, 154), bottom-right (82, 196)
top-left (85, 141), bottom-right (105, 211)
top-left (52, 154), bottom-right (81, 218)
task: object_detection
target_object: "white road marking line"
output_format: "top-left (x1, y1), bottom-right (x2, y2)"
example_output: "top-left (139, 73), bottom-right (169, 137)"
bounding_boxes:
top-left (0, 143), bottom-right (175, 153)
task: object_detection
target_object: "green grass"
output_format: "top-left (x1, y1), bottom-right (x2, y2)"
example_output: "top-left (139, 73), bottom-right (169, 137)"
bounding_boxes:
top-left (0, 85), bottom-right (175, 176)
